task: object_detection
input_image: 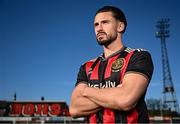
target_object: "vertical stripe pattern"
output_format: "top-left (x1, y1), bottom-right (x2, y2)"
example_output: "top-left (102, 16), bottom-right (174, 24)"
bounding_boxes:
top-left (84, 48), bottom-right (141, 123)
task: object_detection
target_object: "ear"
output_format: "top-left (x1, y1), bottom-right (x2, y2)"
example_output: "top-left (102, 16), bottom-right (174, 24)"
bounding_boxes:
top-left (117, 22), bottom-right (125, 33)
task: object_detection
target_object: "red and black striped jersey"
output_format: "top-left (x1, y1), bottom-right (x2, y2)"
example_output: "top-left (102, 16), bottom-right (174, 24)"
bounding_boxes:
top-left (75, 46), bottom-right (154, 123)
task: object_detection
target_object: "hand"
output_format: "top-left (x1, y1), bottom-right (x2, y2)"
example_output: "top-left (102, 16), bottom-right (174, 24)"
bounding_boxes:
top-left (117, 84), bottom-right (122, 88)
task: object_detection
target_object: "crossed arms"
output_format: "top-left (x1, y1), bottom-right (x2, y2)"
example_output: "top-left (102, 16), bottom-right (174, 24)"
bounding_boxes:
top-left (69, 72), bottom-right (149, 117)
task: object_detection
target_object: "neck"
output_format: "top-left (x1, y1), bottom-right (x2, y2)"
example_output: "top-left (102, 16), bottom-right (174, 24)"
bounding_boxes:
top-left (103, 37), bottom-right (124, 58)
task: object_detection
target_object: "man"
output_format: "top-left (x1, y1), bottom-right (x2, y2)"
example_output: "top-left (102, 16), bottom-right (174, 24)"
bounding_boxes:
top-left (70, 6), bottom-right (154, 123)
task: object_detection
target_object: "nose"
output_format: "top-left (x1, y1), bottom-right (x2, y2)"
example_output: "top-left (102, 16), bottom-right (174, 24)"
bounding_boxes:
top-left (95, 24), bottom-right (103, 32)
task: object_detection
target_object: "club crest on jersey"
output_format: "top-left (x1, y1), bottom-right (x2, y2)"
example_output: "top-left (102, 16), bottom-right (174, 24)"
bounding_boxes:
top-left (111, 58), bottom-right (125, 72)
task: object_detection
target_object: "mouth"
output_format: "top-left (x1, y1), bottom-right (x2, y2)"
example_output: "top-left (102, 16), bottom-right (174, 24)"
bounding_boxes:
top-left (97, 32), bottom-right (106, 37)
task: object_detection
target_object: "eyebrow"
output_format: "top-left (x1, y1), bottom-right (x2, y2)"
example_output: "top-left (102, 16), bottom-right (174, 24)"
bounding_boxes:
top-left (94, 19), bottom-right (111, 26)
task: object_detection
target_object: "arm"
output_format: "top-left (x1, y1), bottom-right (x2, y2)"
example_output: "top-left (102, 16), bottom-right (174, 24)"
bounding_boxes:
top-left (82, 73), bottom-right (149, 111)
top-left (69, 83), bottom-right (101, 117)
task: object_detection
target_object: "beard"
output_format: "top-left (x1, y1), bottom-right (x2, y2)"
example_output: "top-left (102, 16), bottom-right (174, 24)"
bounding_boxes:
top-left (96, 32), bottom-right (118, 46)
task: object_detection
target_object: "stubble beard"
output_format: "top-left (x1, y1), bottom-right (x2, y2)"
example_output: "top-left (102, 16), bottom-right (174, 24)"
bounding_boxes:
top-left (96, 32), bottom-right (118, 47)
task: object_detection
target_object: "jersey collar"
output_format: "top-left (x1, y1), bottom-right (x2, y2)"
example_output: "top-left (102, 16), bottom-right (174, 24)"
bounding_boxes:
top-left (100, 46), bottom-right (127, 61)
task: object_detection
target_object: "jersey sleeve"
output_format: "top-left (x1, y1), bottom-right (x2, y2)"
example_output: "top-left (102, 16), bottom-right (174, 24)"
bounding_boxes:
top-left (75, 64), bottom-right (88, 86)
top-left (125, 50), bottom-right (154, 80)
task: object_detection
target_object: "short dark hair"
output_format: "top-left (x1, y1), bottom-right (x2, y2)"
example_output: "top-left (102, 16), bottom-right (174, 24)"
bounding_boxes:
top-left (95, 6), bottom-right (127, 33)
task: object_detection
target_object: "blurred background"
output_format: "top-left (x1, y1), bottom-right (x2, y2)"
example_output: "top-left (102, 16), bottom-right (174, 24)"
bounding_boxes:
top-left (0, 0), bottom-right (180, 123)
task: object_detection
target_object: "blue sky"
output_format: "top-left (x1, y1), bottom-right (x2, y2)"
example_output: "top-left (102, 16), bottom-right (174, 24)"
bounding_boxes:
top-left (0, 0), bottom-right (180, 106)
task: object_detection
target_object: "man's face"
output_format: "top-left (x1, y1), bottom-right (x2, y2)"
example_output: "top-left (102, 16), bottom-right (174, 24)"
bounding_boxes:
top-left (94, 12), bottom-right (119, 46)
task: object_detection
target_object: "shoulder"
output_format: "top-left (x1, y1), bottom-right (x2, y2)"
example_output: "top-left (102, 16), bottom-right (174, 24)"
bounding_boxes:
top-left (124, 47), bottom-right (151, 56)
top-left (124, 47), bottom-right (148, 53)
top-left (133, 48), bottom-right (147, 52)
top-left (80, 57), bottom-right (99, 70)
top-left (126, 48), bottom-right (154, 80)
top-left (126, 47), bottom-right (153, 68)
top-left (82, 57), bottom-right (98, 65)
top-left (132, 48), bottom-right (152, 58)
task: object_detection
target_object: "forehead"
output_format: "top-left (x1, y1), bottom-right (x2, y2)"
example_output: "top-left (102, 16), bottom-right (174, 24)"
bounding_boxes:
top-left (94, 12), bottom-right (115, 23)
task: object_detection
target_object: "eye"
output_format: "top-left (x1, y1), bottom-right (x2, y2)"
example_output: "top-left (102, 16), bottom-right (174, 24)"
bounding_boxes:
top-left (94, 22), bottom-right (99, 27)
top-left (102, 20), bottom-right (109, 24)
